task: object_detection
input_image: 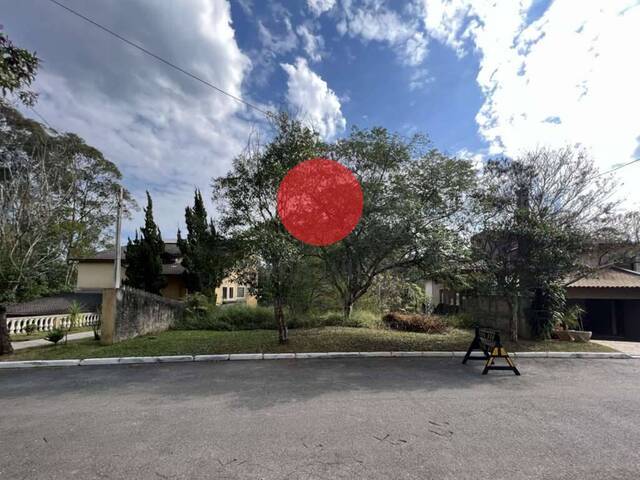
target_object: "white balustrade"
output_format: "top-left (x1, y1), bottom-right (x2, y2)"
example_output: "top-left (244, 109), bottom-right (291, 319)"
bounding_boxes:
top-left (7, 313), bottom-right (100, 335)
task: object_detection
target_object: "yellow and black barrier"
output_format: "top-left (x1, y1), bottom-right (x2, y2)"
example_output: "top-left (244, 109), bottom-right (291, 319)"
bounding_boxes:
top-left (462, 327), bottom-right (520, 376)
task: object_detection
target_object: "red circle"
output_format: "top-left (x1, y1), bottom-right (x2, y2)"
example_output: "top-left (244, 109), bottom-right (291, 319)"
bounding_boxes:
top-left (277, 158), bottom-right (363, 246)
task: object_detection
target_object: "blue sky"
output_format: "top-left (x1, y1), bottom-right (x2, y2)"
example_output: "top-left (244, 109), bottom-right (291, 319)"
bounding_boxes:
top-left (3, 0), bottom-right (639, 240)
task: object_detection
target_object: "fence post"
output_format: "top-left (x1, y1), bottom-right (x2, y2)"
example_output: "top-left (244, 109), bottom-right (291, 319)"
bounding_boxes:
top-left (100, 288), bottom-right (117, 345)
top-left (0, 305), bottom-right (13, 355)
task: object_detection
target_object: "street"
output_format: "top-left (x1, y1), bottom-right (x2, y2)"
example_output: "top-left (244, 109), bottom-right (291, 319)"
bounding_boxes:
top-left (1, 358), bottom-right (639, 479)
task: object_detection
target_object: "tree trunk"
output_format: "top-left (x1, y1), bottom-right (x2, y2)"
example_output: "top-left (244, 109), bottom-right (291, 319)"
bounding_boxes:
top-left (510, 294), bottom-right (519, 342)
top-left (0, 305), bottom-right (14, 355)
top-left (343, 298), bottom-right (353, 320)
top-left (274, 297), bottom-right (288, 344)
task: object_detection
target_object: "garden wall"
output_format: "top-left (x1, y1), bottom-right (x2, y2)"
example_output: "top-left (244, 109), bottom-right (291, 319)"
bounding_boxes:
top-left (100, 287), bottom-right (184, 345)
top-left (463, 295), bottom-right (533, 339)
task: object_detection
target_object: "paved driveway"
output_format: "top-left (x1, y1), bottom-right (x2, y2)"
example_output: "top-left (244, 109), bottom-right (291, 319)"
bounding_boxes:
top-left (592, 339), bottom-right (640, 355)
top-left (1, 358), bottom-right (639, 480)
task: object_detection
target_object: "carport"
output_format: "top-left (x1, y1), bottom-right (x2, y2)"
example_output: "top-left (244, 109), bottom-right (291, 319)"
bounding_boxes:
top-left (567, 266), bottom-right (640, 340)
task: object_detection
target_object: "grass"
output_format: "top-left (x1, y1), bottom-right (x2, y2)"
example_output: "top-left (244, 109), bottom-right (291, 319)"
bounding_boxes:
top-left (2, 326), bottom-right (615, 361)
top-left (9, 326), bottom-right (93, 342)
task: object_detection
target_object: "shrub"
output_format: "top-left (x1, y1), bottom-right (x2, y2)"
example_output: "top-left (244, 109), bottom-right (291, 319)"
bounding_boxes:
top-left (433, 304), bottom-right (460, 315)
top-left (382, 312), bottom-right (448, 334)
top-left (24, 323), bottom-right (37, 335)
top-left (347, 310), bottom-right (383, 329)
top-left (176, 304), bottom-right (383, 331)
top-left (445, 313), bottom-right (476, 329)
top-left (176, 304), bottom-right (275, 331)
top-left (45, 328), bottom-right (65, 344)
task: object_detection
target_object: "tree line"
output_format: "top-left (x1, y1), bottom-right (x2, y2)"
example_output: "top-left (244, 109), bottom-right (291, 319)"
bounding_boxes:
top-left (0, 32), bottom-right (135, 304)
top-left (2, 30), bottom-right (638, 345)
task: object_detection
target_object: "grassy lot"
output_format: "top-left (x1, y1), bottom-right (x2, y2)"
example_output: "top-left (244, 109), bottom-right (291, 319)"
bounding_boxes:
top-left (2, 327), bottom-right (615, 361)
top-left (10, 327), bottom-right (93, 342)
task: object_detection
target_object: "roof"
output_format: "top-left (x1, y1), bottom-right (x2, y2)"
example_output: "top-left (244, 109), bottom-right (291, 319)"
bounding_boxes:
top-left (6, 292), bottom-right (103, 317)
top-left (162, 263), bottom-right (185, 275)
top-left (566, 266), bottom-right (640, 289)
top-left (73, 242), bottom-right (181, 262)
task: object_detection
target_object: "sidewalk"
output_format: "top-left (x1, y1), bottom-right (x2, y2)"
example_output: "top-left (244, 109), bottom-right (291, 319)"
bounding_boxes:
top-left (11, 331), bottom-right (95, 351)
top-left (592, 339), bottom-right (640, 355)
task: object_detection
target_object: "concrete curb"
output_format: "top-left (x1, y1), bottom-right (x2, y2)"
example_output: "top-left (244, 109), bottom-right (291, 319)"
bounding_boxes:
top-left (0, 351), bottom-right (633, 369)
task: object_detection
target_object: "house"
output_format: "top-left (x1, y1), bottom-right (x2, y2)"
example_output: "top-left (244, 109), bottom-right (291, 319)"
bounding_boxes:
top-left (75, 241), bottom-right (257, 306)
top-left (428, 242), bottom-right (640, 340)
top-left (565, 255), bottom-right (640, 340)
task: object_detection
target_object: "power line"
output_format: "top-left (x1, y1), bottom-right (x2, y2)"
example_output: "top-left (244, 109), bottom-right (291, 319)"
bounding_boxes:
top-left (29, 106), bottom-right (54, 130)
top-left (596, 158), bottom-right (640, 178)
top-left (46, 0), bottom-right (272, 117)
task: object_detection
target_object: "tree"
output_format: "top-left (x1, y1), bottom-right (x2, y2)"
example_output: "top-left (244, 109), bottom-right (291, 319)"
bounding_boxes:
top-left (318, 127), bottom-right (476, 318)
top-left (0, 31), bottom-right (39, 106)
top-left (472, 147), bottom-right (620, 339)
top-left (0, 31), bottom-right (38, 355)
top-left (0, 305), bottom-right (12, 355)
top-left (213, 113), bottom-right (322, 343)
top-left (0, 104), bottom-right (134, 303)
top-left (177, 189), bottom-right (231, 302)
top-left (125, 192), bottom-right (167, 294)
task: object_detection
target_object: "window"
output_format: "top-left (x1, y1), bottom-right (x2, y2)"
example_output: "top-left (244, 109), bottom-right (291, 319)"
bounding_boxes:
top-left (222, 287), bottom-right (227, 300)
top-left (237, 286), bottom-right (245, 298)
top-left (229, 287), bottom-right (234, 299)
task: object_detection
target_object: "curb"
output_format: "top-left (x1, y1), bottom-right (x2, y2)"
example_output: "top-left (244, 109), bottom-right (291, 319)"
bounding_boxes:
top-left (0, 351), bottom-right (634, 369)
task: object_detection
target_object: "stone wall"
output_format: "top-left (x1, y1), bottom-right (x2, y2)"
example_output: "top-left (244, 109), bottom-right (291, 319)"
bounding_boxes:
top-left (463, 295), bottom-right (533, 339)
top-left (101, 287), bottom-right (184, 345)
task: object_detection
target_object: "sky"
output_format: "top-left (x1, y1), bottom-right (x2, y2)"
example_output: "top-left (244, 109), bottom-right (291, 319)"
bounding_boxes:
top-left (3, 0), bottom-right (640, 240)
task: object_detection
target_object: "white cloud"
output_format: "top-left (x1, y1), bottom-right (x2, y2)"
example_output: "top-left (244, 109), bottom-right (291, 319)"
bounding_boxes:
top-left (307, 0), bottom-right (336, 16)
top-left (408, 67), bottom-right (432, 91)
top-left (456, 148), bottom-right (486, 171)
top-left (297, 23), bottom-right (325, 62)
top-left (421, 0), bottom-right (640, 204)
top-left (337, 0), bottom-right (428, 66)
top-left (258, 17), bottom-right (297, 55)
top-left (10, 0), bottom-right (264, 236)
top-left (281, 57), bottom-right (346, 140)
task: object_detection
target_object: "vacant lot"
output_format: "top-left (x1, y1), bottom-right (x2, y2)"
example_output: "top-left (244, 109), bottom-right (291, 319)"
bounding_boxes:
top-left (3, 327), bottom-right (614, 361)
top-left (1, 358), bottom-right (639, 479)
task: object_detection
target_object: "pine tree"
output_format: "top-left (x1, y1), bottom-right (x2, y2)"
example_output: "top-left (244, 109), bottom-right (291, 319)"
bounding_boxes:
top-left (177, 189), bottom-right (230, 302)
top-left (125, 192), bottom-right (167, 294)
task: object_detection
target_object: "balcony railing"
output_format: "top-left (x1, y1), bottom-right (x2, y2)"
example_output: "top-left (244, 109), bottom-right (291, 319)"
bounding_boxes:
top-left (7, 313), bottom-right (100, 335)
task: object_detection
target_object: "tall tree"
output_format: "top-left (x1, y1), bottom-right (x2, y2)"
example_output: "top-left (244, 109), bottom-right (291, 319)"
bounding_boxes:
top-left (472, 147), bottom-right (620, 339)
top-left (0, 103), bottom-right (133, 303)
top-left (177, 189), bottom-right (231, 302)
top-left (213, 113), bottom-right (322, 343)
top-left (319, 127), bottom-right (476, 318)
top-left (125, 192), bottom-right (167, 294)
top-left (0, 31), bottom-right (39, 106)
top-left (0, 31), bottom-right (38, 354)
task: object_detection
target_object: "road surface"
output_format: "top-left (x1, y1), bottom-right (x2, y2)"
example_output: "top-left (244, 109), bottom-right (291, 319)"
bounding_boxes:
top-left (1, 358), bottom-right (639, 479)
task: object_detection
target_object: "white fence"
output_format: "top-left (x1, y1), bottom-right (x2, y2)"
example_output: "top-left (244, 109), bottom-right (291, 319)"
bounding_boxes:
top-left (7, 313), bottom-right (100, 335)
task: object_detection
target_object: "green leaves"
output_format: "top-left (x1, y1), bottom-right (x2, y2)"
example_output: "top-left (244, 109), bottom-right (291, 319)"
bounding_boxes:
top-left (124, 192), bottom-right (166, 294)
top-left (177, 189), bottom-right (232, 302)
top-left (0, 103), bottom-right (131, 302)
top-left (0, 32), bottom-right (39, 106)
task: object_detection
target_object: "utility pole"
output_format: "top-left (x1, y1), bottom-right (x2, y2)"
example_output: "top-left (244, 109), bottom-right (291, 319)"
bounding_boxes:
top-left (114, 186), bottom-right (123, 288)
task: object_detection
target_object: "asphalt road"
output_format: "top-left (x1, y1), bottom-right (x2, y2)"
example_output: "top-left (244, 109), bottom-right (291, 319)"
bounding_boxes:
top-left (1, 358), bottom-right (639, 480)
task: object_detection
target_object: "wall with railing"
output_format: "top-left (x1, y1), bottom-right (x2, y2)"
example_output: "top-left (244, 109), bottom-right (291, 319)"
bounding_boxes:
top-left (7, 313), bottom-right (100, 335)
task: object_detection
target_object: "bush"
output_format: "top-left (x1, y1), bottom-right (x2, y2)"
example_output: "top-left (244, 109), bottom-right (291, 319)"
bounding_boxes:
top-left (382, 312), bottom-right (448, 334)
top-left (24, 323), bottom-right (37, 335)
top-left (433, 303), bottom-right (460, 315)
top-left (347, 310), bottom-right (383, 329)
top-left (176, 304), bottom-right (275, 331)
top-left (45, 328), bottom-right (65, 344)
top-left (445, 313), bottom-right (476, 329)
top-left (175, 304), bottom-right (383, 331)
